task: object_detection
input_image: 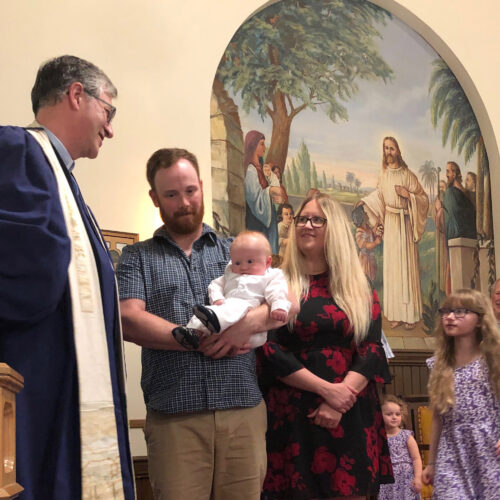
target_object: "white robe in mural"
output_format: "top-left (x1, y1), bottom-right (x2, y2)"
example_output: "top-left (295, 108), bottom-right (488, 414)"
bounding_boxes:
top-left (362, 165), bottom-right (429, 324)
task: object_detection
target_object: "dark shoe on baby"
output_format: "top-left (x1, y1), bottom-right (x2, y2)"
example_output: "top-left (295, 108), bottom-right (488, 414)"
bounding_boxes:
top-left (193, 304), bottom-right (221, 333)
top-left (172, 326), bottom-right (200, 350)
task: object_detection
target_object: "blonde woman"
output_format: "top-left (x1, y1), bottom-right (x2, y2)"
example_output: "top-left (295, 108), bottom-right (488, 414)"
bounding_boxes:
top-left (259, 194), bottom-right (393, 500)
top-left (422, 289), bottom-right (500, 498)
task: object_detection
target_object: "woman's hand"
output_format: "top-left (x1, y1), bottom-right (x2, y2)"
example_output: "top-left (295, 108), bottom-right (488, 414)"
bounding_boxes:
top-left (422, 465), bottom-right (435, 485)
top-left (318, 381), bottom-right (357, 413)
top-left (307, 402), bottom-right (342, 429)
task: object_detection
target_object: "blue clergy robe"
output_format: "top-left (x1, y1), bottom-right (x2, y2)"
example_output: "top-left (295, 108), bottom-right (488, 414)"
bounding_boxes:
top-left (0, 126), bottom-right (134, 499)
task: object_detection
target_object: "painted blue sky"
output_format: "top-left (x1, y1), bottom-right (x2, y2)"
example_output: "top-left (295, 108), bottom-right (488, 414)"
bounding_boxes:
top-left (227, 11), bottom-right (475, 192)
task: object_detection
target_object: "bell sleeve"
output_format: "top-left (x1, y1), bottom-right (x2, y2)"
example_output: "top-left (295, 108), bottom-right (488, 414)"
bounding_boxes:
top-left (349, 290), bottom-right (392, 384)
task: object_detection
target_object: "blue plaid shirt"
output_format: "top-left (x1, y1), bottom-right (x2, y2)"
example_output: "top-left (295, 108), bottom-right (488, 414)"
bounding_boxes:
top-left (117, 224), bottom-right (262, 414)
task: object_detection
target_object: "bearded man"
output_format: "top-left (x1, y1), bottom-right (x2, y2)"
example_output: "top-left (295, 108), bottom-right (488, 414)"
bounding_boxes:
top-left (434, 161), bottom-right (476, 241)
top-left (116, 148), bottom-right (295, 499)
top-left (359, 137), bottom-right (429, 330)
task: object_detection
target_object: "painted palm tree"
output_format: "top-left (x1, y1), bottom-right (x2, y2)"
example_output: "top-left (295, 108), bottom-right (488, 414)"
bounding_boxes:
top-left (429, 59), bottom-right (491, 238)
top-left (418, 159), bottom-right (437, 203)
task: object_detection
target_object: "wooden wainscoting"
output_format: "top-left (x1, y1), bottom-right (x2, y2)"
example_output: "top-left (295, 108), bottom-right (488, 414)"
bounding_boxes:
top-left (385, 349), bottom-right (432, 396)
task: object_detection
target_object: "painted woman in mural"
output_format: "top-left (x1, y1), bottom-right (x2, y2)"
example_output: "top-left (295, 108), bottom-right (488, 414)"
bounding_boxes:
top-left (244, 130), bottom-right (282, 253)
top-left (359, 137), bottom-right (429, 330)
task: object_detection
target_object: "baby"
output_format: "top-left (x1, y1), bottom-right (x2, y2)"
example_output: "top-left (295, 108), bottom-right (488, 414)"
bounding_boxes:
top-left (172, 231), bottom-right (291, 350)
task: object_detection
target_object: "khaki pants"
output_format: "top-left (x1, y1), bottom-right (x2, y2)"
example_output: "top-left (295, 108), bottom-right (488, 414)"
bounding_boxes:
top-left (145, 401), bottom-right (267, 500)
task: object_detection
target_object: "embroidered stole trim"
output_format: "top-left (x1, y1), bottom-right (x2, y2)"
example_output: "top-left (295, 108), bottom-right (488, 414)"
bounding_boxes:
top-left (27, 129), bottom-right (125, 500)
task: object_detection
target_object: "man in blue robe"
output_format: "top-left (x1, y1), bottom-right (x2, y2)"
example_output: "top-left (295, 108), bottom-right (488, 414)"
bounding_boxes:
top-left (435, 161), bottom-right (476, 241)
top-left (0, 56), bottom-right (134, 499)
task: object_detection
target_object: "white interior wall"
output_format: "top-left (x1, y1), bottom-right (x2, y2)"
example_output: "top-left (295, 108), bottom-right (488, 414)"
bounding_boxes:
top-left (1, 0), bottom-right (498, 456)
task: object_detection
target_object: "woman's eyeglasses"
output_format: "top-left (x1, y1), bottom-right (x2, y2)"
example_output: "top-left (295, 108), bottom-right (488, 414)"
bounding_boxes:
top-left (294, 216), bottom-right (327, 228)
top-left (438, 307), bottom-right (478, 318)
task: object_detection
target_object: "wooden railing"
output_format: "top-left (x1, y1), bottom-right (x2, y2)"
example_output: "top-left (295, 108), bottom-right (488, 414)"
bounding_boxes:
top-left (0, 363), bottom-right (23, 500)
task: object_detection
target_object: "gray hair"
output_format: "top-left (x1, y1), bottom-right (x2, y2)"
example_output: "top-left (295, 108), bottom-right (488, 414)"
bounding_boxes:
top-left (31, 55), bottom-right (117, 114)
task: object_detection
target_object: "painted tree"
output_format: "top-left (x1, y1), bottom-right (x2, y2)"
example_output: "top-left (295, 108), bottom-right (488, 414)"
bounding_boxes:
top-left (419, 160), bottom-right (437, 202)
top-left (312, 162), bottom-right (319, 188)
top-left (346, 172), bottom-right (355, 192)
top-left (429, 59), bottom-right (491, 238)
top-left (291, 159), bottom-right (301, 193)
top-left (322, 170), bottom-right (327, 190)
top-left (354, 177), bottom-right (362, 194)
top-left (297, 141), bottom-right (312, 193)
top-left (216, 0), bottom-right (393, 171)
top-left (283, 163), bottom-right (292, 191)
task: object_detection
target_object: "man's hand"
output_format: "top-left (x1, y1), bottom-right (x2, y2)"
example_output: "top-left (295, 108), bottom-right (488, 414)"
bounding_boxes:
top-left (422, 465), bottom-right (435, 485)
top-left (307, 402), bottom-right (342, 429)
top-left (271, 308), bottom-right (287, 322)
top-left (212, 299), bottom-right (225, 306)
top-left (198, 321), bottom-right (254, 359)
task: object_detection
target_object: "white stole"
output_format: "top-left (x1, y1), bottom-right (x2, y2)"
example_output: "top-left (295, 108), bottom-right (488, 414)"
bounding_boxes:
top-left (27, 129), bottom-right (125, 500)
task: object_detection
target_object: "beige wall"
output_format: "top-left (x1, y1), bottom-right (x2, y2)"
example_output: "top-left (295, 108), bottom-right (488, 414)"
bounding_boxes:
top-left (1, 0), bottom-right (499, 456)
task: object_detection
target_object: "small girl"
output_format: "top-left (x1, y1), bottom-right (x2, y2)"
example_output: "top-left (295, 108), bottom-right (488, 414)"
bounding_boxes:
top-left (379, 395), bottom-right (422, 499)
top-left (422, 288), bottom-right (500, 498)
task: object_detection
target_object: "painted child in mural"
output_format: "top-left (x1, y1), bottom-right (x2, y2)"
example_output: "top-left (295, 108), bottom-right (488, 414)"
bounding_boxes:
top-left (277, 203), bottom-right (294, 257)
top-left (358, 136), bottom-right (429, 330)
top-left (244, 130), bottom-right (282, 253)
top-left (352, 204), bottom-right (383, 282)
top-left (272, 164), bottom-right (289, 203)
top-left (172, 231), bottom-right (291, 350)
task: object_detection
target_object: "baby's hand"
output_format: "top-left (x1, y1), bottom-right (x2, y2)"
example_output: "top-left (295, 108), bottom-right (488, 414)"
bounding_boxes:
top-left (213, 299), bottom-right (225, 306)
top-left (495, 438), bottom-right (500, 455)
top-left (271, 309), bottom-right (287, 322)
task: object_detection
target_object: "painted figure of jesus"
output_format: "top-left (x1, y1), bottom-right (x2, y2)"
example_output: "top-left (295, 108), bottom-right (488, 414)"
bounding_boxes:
top-left (360, 137), bottom-right (429, 329)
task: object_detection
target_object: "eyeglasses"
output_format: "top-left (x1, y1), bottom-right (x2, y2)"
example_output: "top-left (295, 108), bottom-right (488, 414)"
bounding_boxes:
top-left (438, 307), bottom-right (478, 318)
top-left (294, 215), bottom-right (327, 228)
top-left (84, 89), bottom-right (116, 124)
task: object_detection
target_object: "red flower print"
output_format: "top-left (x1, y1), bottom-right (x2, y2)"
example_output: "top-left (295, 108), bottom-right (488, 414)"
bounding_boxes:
top-left (339, 455), bottom-right (355, 471)
top-left (268, 451), bottom-right (285, 471)
top-left (311, 446), bottom-right (337, 474)
top-left (296, 321), bottom-right (318, 342)
top-left (285, 441), bottom-right (301, 459)
top-left (332, 468), bottom-right (356, 496)
top-left (325, 350), bottom-right (348, 375)
top-left (372, 293), bottom-right (381, 320)
top-left (365, 426), bottom-right (378, 463)
top-left (330, 423), bottom-right (344, 438)
top-left (310, 282), bottom-right (330, 298)
top-left (262, 343), bottom-right (276, 356)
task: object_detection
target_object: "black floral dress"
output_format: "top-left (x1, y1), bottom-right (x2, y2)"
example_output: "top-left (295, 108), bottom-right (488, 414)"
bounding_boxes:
top-left (259, 273), bottom-right (394, 499)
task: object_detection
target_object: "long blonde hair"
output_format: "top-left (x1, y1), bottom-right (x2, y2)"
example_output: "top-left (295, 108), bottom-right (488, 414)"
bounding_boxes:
top-left (428, 288), bottom-right (500, 414)
top-left (282, 194), bottom-right (372, 343)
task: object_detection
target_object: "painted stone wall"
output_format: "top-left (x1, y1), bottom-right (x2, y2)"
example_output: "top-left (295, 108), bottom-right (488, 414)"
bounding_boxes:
top-left (210, 78), bottom-right (245, 237)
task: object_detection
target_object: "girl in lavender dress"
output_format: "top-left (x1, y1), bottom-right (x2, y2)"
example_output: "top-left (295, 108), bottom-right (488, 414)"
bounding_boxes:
top-left (379, 395), bottom-right (422, 500)
top-left (422, 289), bottom-right (500, 499)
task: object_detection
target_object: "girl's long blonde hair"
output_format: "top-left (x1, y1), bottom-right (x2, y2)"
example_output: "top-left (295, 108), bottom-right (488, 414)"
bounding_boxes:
top-left (282, 194), bottom-right (372, 343)
top-left (428, 288), bottom-right (500, 414)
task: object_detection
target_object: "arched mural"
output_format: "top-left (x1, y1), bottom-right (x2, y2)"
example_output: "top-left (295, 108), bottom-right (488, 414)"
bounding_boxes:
top-left (210, 0), bottom-right (495, 348)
